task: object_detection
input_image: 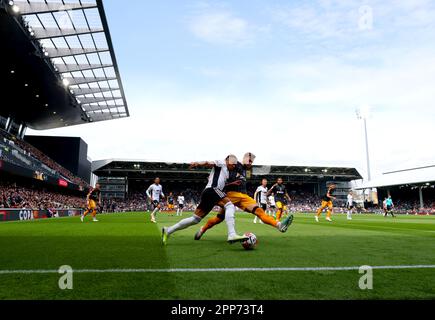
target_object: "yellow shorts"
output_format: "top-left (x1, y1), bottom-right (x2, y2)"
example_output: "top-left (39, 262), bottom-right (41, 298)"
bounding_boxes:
top-left (320, 200), bottom-right (333, 209)
top-left (88, 199), bottom-right (97, 210)
top-left (168, 204), bottom-right (174, 210)
top-left (226, 192), bottom-right (257, 211)
top-left (276, 201), bottom-right (288, 211)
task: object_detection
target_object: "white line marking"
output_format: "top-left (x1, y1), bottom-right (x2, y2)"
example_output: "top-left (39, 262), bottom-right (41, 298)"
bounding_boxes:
top-left (1, 265), bottom-right (434, 275)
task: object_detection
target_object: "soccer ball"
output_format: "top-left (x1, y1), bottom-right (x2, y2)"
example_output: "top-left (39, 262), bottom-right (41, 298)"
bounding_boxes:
top-left (242, 232), bottom-right (258, 250)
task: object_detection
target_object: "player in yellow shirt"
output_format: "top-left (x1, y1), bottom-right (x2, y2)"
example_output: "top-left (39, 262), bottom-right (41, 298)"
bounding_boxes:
top-left (315, 184), bottom-right (336, 222)
top-left (81, 183), bottom-right (101, 223)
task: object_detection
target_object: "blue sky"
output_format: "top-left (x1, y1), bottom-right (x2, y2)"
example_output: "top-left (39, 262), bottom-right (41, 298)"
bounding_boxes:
top-left (30, 0), bottom-right (435, 179)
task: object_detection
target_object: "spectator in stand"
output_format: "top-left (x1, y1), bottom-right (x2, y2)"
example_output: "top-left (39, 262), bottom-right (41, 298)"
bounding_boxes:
top-left (0, 181), bottom-right (84, 209)
top-left (0, 129), bottom-right (89, 188)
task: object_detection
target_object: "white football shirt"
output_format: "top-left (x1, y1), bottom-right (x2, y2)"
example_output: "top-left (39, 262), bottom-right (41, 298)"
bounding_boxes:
top-left (146, 184), bottom-right (164, 201)
top-left (347, 194), bottom-right (353, 206)
top-left (256, 186), bottom-right (268, 204)
top-left (205, 160), bottom-right (230, 191)
top-left (177, 196), bottom-right (185, 205)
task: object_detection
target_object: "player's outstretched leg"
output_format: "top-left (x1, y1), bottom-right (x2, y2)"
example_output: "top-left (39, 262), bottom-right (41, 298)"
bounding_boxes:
top-left (195, 214), bottom-right (224, 240)
top-left (276, 208), bottom-right (283, 221)
top-left (162, 214), bottom-right (203, 245)
top-left (253, 207), bottom-right (293, 233)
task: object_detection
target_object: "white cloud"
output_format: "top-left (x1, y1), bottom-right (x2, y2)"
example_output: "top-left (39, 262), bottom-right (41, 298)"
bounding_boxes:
top-left (189, 11), bottom-right (252, 45)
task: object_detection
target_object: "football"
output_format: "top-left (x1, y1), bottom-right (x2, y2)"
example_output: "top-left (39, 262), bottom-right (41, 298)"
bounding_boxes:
top-left (242, 232), bottom-right (258, 250)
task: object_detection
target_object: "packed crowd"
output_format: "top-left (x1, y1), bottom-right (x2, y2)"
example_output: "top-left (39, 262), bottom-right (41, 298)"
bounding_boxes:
top-left (1, 180), bottom-right (434, 215)
top-left (0, 182), bottom-right (84, 210)
top-left (0, 129), bottom-right (89, 187)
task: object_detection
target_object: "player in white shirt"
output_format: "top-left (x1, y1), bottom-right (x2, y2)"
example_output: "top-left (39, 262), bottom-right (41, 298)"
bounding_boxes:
top-left (176, 193), bottom-right (185, 216)
top-left (346, 190), bottom-right (355, 220)
top-left (253, 179), bottom-right (268, 224)
top-left (146, 177), bottom-right (165, 223)
top-left (162, 155), bottom-right (249, 245)
top-left (268, 195), bottom-right (276, 216)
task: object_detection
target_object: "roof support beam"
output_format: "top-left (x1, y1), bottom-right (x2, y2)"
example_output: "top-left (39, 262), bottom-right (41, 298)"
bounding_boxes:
top-left (78, 96), bottom-right (123, 104)
top-left (45, 47), bottom-right (109, 58)
top-left (55, 63), bottom-right (112, 73)
top-left (15, 1), bottom-right (98, 15)
top-left (71, 87), bottom-right (118, 96)
top-left (33, 27), bottom-right (104, 40)
top-left (85, 106), bottom-right (125, 114)
top-left (65, 76), bottom-right (118, 85)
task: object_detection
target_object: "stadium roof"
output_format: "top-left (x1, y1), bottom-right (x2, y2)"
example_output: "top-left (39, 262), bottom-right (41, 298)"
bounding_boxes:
top-left (356, 165), bottom-right (435, 189)
top-left (92, 159), bottom-right (363, 183)
top-left (1, 0), bottom-right (128, 129)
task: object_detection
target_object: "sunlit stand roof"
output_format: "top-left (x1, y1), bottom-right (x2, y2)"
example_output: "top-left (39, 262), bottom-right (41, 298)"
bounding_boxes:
top-left (13, 0), bottom-right (128, 123)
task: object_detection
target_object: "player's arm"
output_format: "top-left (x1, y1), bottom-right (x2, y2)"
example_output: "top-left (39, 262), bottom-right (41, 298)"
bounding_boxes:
top-left (254, 189), bottom-right (260, 204)
top-left (327, 191), bottom-right (336, 200)
top-left (145, 186), bottom-right (153, 200)
top-left (189, 161), bottom-right (215, 169)
top-left (266, 184), bottom-right (277, 196)
top-left (225, 179), bottom-right (242, 187)
top-left (285, 191), bottom-right (291, 202)
top-left (86, 192), bottom-right (90, 205)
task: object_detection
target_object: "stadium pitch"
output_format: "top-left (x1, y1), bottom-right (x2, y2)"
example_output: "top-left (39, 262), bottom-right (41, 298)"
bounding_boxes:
top-left (0, 213), bottom-right (434, 300)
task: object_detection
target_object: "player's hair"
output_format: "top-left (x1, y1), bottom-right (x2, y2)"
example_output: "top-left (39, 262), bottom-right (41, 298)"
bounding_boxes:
top-left (225, 155), bottom-right (238, 164)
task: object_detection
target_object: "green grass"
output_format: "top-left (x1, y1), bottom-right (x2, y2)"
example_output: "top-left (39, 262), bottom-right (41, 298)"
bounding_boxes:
top-left (0, 212), bottom-right (434, 300)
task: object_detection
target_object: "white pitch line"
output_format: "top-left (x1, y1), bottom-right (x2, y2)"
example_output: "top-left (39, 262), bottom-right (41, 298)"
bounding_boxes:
top-left (1, 265), bottom-right (435, 275)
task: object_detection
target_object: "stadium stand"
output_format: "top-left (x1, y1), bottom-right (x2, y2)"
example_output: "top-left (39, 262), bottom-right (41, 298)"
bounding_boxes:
top-left (1, 128), bottom-right (89, 187)
top-left (0, 180), bottom-right (83, 210)
top-left (0, 0), bottom-right (129, 221)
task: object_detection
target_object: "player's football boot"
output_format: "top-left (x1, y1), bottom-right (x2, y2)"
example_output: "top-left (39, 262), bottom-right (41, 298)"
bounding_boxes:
top-left (227, 234), bottom-right (250, 244)
top-left (80, 215), bottom-right (84, 222)
top-left (93, 218), bottom-right (99, 222)
top-left (162, 227), bottom-right (169, 245)
top-left (194, 228), bottom-right (204, 241)
top-left (315, 216), bottom-right (319, 222)
top-left (279, 214), bottom-right (294, 233)
top-left (326, 217), bottom-right (333, 222)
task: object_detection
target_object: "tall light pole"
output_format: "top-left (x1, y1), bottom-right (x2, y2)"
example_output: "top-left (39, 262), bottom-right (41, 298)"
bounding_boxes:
top-left (356, 107), bottom-right (372, 182)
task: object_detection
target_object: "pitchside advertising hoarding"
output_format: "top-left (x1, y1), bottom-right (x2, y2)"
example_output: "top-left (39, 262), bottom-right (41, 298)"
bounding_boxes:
top-left (0, 209), bottom-right (83, 222)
